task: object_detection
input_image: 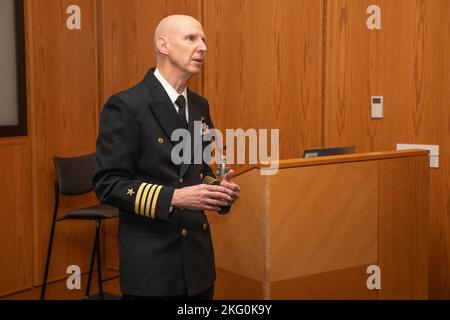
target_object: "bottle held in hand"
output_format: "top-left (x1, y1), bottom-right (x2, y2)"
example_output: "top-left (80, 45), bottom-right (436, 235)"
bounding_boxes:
top-left (216, 145), bottom-right (231, 214)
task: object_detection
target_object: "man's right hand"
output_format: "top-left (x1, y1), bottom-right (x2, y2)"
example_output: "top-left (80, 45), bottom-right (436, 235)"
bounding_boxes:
top-left (171, 184), bottom-right (234, 211)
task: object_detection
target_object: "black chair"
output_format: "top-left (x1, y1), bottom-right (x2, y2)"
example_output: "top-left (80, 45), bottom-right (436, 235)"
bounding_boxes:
top-left (40, 153), bottom-right (119, 300)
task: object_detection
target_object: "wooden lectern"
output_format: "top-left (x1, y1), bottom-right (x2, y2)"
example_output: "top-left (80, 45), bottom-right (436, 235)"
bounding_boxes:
top-left (208, 150), bottom-right (429, 300)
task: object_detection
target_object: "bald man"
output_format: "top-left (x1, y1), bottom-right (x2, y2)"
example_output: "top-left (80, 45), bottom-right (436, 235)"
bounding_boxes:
top-left (93, 15), bottom-right (239, 300)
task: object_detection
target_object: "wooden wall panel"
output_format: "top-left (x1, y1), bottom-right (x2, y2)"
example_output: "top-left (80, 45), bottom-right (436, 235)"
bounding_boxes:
top-left (25, 0), bottom-right (100, 285)
top-left (99, 0), bottom-right (202, 270)
top-left (0, 139), bottom-right (33, 296)
top-left (422, 0), bottom-right (450, 300)
top-left (98, 0), bottom-right (202, 104)
top-left (325, 0), bottom-right (450, 298)
top-left (203, 0), bottom-right (323, 161)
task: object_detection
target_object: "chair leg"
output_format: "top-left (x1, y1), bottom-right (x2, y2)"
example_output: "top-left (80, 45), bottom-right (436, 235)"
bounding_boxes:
top-left (40, 218), bottom-right (58, 300)
top-left (85, 220), bottom-right (98, 298)
top-left (40, 183), bottom-right (60, 300)
top-left (96, 219), bottom-right (104, 300)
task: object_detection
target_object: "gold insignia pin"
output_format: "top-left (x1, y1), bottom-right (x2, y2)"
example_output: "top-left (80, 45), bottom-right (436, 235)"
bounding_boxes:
top-left (127, 188), bottom-right (135, 197)
top-left (158, 137), bottom-right (164, 144)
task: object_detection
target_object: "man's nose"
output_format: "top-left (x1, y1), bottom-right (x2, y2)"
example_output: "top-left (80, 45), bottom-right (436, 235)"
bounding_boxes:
top-left (198, 40), bottom-right (207, 52)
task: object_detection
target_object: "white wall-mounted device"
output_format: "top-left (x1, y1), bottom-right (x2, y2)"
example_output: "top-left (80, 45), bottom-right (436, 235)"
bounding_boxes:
top-left (371, 96), bottom-right (383, 119)
top-left (396, 144), bottom-right (439, 168)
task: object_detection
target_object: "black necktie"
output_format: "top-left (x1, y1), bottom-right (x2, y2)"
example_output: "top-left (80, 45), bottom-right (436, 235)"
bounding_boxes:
top-left (175, 95), bottom-right (188, 129)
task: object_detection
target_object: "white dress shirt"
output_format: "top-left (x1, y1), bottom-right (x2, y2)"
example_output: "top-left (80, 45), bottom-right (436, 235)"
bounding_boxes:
top-left (153, 69), bottom-right (189, 213)
top-left (153, 68), bottom-right (189, 123)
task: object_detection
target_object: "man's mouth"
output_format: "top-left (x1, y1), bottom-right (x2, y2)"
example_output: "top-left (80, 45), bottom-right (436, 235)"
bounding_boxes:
top-left (192, 58), bottom-right (203, 64)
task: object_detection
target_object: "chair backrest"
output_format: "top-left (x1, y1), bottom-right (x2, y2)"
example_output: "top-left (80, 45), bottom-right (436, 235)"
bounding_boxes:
top-left (53, 153), bottom-right (96, 195)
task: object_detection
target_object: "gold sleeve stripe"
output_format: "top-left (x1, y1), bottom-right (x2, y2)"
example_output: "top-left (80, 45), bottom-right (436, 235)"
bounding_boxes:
top-left (144, 184), bottom-right (158, 217)
top-left (202, 176), bottom-right (211, 184)
top-left (139, 183), bottom-right (152, 215)
top-left (150, 185), bottom-right (163, 219)
top-left (134, 183), bottom-right (147, 214)
top-left (203, 176), bottom-right (217, 185)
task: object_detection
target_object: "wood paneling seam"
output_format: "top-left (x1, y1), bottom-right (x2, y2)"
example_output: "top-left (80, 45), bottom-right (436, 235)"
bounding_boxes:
top-left (321, 0), bottom-right (328, 148)
top-left (263, 175), bottom-right (270, 299)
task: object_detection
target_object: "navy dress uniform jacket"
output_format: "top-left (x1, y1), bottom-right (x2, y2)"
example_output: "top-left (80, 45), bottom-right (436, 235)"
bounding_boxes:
top-left (93, 68), bottom-right (229, 297)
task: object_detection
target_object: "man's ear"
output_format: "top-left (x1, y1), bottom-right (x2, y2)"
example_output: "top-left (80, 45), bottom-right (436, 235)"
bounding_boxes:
top-left (157, 36), bottom-right (169, 55)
